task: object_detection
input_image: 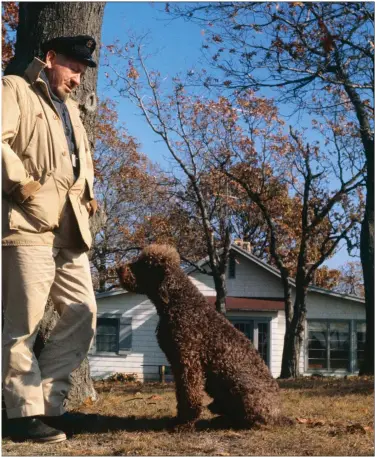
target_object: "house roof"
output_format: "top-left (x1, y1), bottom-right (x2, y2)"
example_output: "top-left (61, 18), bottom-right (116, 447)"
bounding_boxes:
top-left (96, 244), bottom-right (365, 304)
top-left (206, 296), bottom-right (284, 312)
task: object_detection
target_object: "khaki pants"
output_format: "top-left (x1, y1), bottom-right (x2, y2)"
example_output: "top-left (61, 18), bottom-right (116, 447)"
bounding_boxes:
top-left (2, 246), bottom-right (97, 419)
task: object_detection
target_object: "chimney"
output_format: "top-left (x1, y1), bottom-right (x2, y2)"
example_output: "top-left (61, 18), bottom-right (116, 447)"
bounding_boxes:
top-left (234, 239), bottom-right (251, 252)
top-left (242, 241), bottom-right (251, 252)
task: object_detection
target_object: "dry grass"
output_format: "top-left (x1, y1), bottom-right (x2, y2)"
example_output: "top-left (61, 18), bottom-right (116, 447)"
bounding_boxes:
top-left (2, 376), bottom-right (374, 456)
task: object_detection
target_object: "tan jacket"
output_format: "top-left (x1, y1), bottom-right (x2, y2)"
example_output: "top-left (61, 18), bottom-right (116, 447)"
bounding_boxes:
top-left (2, 58), bottom-right (95, 251)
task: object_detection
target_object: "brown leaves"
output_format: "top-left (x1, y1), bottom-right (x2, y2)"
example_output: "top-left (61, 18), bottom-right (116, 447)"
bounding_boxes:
top-left (296, 417), bottom-right (325, 427)
top-left (127, 65), bottom-right (140, 80)
top-left (296, 417), bottom-right (374, 435)
top-left (2, 2), bottom-right (19, 70)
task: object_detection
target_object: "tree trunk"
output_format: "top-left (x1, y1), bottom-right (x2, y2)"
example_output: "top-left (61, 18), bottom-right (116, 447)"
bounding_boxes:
top-left (213, 271), bottom-right (227, 314)
top-left (280, 283), bottom-right (307, 378)
top-left (278, 281), bottom-right (294, 378)
top-left (360, 152), bottom-right (374, 375)
top-left (5, 1), bottom-right (105, 409)
top-left (335, 61), bottom-right (374, 376)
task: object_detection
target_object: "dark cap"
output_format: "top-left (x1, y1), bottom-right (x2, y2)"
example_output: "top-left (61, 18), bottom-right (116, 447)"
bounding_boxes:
top-left (41, 35), bottom-right (97, 68)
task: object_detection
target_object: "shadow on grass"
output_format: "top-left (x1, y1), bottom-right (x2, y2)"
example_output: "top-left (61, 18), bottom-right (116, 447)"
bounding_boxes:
top-left (278, 378), bottom-right (374, 397)
top-left (2, 413), bottom-right (238, 439)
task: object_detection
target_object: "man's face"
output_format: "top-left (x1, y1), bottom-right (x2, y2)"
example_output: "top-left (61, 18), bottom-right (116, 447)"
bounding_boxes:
top-left (45, 51), bottom-right (87, 101)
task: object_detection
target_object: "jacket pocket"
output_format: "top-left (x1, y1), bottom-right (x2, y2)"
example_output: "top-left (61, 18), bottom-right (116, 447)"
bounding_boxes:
top-left (9, 172), bottom-right (60, 233)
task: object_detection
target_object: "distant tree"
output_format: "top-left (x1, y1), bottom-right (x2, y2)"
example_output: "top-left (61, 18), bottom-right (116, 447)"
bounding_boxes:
top-left (90, 99), bottom-right (207, 292)
top-left (337, 261), bottom-right (365, 297)
top-left (313, 266), bottom-right (342, 291)
top-left (171, 1), bottom-right (374, 375)
top-left (104, 40), bottom-right (257, 313)
top-left (215, 99), bottom-right (364, 377)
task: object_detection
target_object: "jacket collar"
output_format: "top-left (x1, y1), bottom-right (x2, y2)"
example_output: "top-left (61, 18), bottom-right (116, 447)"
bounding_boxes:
top-left (39, 69), bottom-right (64, 104)
top-left (24, 57), bottom-right (48, 85)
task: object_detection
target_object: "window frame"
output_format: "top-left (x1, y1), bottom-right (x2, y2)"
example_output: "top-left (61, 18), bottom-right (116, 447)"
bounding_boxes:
top-left (91, 313), bottom-right (132, 357)
top-left (95, 316), bottom-right (120, 355)
top-left (305, 319), bottom-right (365, 374)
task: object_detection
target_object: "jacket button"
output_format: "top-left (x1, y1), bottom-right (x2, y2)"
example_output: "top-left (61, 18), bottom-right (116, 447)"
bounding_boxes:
top-left (62, 151), bottom-right (67, 156)
top-left (53, 114), bottom-right (58, 120)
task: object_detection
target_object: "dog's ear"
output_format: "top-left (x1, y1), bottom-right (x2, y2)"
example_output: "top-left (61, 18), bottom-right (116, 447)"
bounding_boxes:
top-left (140, 244), bottom-right (180, 269)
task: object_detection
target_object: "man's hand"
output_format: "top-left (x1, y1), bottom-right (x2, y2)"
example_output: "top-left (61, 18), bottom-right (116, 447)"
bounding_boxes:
top-left (86, 199), bottom-right (98, 217)
top-left (12, 180), bottom-right (42, 203)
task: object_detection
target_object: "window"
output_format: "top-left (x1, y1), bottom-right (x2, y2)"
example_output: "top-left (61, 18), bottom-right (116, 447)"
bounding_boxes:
top-left (307, 320), bottom-right (364, 372)
top-left (329, 322), bottom-right (350, 370)
top-left (308, 321), bottom-right (327, 369)
top-left (91, 316), bottom-right (132, 355)
top-left (230, 318), bottom-right (270, 366)
top-left (96, 318), bottom-right (118, 353)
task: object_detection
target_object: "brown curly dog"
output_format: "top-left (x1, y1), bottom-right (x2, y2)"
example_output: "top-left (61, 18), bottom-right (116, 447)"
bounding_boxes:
top-left (117, 244), bottom-right (287, 430)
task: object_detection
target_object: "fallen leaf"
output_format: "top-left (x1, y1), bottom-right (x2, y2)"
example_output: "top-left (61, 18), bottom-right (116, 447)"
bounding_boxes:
top-left (147, 395), bottom-right (163, 401)
top-left (296, 417), bottom-right (309, 424)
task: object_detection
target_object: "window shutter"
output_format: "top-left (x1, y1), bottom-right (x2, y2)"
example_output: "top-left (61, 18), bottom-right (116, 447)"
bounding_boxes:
top-left (118, 317), bottom-right (132, 354)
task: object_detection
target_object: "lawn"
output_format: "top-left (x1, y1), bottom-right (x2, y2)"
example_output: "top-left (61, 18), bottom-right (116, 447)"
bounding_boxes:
top-left (2, 376), bottom-right (374, 456)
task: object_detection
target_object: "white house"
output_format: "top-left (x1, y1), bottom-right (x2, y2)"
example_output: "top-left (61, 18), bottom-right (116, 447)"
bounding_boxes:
top-left (89, 243), bottom-right (366, 380)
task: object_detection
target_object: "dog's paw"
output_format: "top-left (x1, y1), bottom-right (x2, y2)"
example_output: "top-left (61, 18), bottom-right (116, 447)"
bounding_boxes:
top-left (170, 418), bottom-right (196, 433)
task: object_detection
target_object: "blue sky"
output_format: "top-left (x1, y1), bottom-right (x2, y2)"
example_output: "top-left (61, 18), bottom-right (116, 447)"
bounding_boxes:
top-left (98, 2), bottom-right (357, 270)
top-left (99, 2), bottom-right (204, 164)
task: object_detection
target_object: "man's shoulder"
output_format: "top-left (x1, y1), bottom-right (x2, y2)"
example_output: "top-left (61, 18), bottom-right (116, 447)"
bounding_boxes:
top-left (2, 74), bottom-right (30, 91)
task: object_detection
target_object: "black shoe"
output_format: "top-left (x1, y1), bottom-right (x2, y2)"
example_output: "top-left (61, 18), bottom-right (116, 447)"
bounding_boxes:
top-left (7, 416), bottom-right (66, 443)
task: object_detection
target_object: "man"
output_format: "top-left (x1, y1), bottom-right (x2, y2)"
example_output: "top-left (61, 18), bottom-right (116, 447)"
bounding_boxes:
top-left (2, 35), bottom-right (99, 443)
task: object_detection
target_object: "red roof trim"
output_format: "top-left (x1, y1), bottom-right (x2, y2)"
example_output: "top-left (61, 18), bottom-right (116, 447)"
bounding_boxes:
top-left (206, 296), bottom-right (284, 311)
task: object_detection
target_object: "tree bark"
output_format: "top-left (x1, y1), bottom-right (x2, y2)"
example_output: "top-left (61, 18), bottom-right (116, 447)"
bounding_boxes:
top-left (5, 1), bottom-right (105, 409)
top-left (213, 272), bottom-right (227, 314)
top-left (360, 153), bottom-right (374, 375)
top-left (280, 284), bottom-right (307, 378)
top-left (335, 59), bottom-right (374, 375)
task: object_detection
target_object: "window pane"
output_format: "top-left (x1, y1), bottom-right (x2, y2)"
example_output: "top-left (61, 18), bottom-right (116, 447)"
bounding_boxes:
top-left (329, 322), bottom-right (349, 371)
top-left (308, 321), bottom-right (327, 370)
top-left (96, 318), bottom-right (119, 352)
top-left (234, 322), bottom-right (253, 341)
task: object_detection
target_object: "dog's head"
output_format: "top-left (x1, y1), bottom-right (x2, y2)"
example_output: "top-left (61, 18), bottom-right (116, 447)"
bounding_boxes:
top-left (117, 244), bottom-right (180, 297)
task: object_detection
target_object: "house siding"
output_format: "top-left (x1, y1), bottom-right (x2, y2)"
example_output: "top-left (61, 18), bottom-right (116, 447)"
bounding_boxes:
top-left (190, 255), bottom-right (284, 299)
top-left (90, 293), bottom-right (169, 381)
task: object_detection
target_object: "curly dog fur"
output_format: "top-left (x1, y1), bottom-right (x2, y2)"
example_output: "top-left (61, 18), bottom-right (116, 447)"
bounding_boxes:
top-left (117, 244), bottom-right (284, 430)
